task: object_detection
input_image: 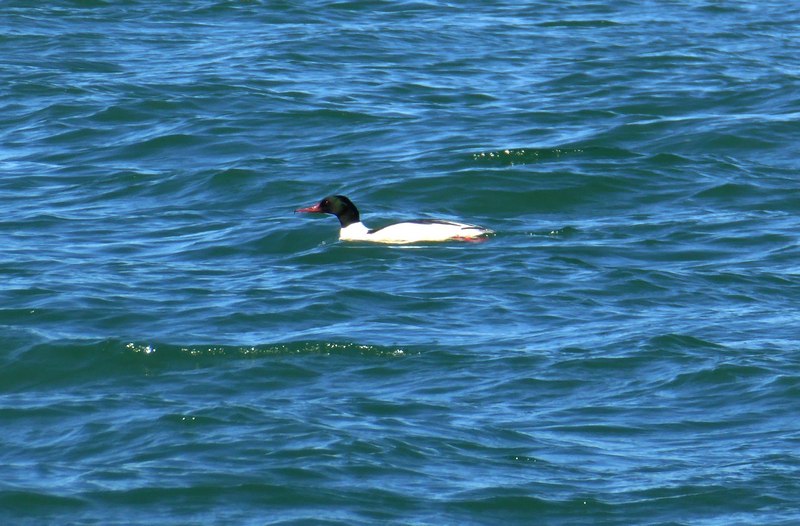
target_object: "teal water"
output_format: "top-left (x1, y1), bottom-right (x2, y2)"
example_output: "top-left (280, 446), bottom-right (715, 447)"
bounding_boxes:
top-left (3, 1), bottom-right (800, 524)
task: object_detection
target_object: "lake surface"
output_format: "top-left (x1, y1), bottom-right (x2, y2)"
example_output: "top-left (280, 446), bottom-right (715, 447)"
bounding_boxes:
top-left (2, 1), bottom-right (799, 524)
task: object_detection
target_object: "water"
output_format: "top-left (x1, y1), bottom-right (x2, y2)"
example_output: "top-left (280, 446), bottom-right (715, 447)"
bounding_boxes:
top-left (2, 1), bottom-right (800, 524)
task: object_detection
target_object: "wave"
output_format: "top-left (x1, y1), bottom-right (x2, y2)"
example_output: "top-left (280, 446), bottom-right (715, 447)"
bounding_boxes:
top-left (470, 146), bottom-right (638, 165)
top-left (0, 338), bottom-right (410, 393)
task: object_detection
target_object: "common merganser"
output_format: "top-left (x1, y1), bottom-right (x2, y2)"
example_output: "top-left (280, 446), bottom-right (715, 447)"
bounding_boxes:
top-left (295, 195), bottom-right (494, 244)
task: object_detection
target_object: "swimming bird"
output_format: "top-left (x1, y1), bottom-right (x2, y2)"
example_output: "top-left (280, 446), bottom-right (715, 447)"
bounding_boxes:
top-left (295, 195), bottom-right (493, 244)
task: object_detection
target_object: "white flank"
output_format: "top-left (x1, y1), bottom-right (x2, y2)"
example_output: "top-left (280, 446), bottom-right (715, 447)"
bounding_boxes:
top-left (340, 221), bottom-right (493, 244)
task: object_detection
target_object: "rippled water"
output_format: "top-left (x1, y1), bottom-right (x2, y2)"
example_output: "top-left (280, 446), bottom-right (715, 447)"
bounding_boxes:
top-left (2, 1), bottom-right (800, 524)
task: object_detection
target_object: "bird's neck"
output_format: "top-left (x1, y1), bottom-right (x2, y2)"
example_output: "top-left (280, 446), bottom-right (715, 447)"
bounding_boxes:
top-left (337, 208), bottom-right (360, 227)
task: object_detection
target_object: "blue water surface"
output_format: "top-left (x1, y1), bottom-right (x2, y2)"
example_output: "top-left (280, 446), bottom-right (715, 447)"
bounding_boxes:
top-left (2, 1), bottom-right (800, 524)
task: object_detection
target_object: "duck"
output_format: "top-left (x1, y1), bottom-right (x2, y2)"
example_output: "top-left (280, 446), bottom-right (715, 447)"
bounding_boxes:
top-left (295, 195), bottom-right (494, 244)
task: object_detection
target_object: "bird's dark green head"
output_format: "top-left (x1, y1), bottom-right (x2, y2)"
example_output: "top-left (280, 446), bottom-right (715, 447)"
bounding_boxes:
top-left (295, 195), bottom-right (360, 227)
